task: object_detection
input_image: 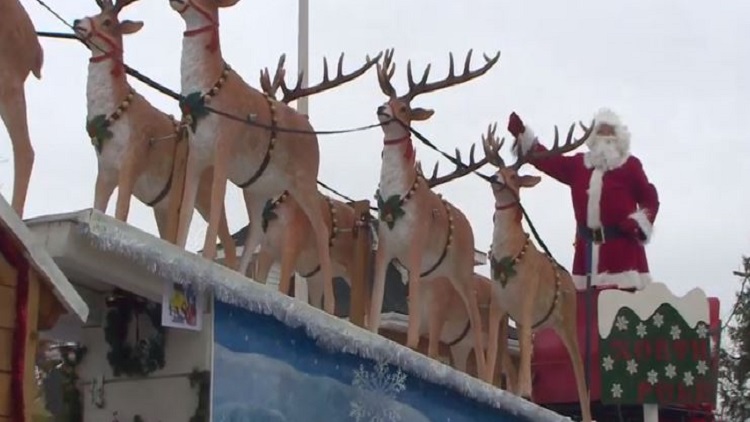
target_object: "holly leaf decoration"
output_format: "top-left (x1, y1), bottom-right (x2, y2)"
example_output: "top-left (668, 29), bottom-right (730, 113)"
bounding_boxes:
top-left (179, 92), bottom-right (210, 132)
top-left (377, 193), bottom-right (406, 229)
top-left (261, 199), bottom-right (277, 232)
top-left (86, 114), bottom-right (113, 154)
top-left (491, 255), bottom-right (517, 288)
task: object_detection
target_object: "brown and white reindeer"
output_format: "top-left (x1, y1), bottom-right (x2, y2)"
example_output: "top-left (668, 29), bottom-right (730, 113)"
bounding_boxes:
top-left (480, 122), bottom-right (592, 420)
top-left (0, 0), bottom-right (44, 216)
top-left (73, 0), bottom-right (237, 268)
top-left (367, 48), bottom-right (500, 377)
top-left (405, 273), bottom-right (518, 389)
top-left (169, 0), bottom-right (355, 314)
top-left (250, 52), bottom-right (381, 306)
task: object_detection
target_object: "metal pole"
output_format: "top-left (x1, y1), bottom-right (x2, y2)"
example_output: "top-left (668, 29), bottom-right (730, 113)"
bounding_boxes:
top-left (296, 0), bottom-right (310, 115)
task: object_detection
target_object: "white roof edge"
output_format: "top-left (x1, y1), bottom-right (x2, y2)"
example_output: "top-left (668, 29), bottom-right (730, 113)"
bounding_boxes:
top-left (1, 202), bottom-right (89, 322)
top-left (44, 208), bottom-right (568, 421)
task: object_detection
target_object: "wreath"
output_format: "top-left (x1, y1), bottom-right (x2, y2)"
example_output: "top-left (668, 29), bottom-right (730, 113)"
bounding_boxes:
top-left (104, 289), bottom-right (166, 377)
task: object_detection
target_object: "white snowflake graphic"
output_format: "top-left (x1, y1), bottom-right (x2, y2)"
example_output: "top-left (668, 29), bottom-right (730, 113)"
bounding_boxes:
top-left (647, 369), bottom-right (659, 385)
top-left (615, 315), bottom-right (629, 331)
top-left (626, 359), bottom-right (638, 375)
top-left (696, 360), bottom-right (709, 375)
top-left (602, 355), bottom-right (615, 371)
top-left (636, 322), bottom-right (648, 338)
top-left (696, 323), bottom-right (709, 339)
top-left (670, 325), bottom-right (682, 340)
top-left (350, 360), bottom-right (408, 422)
top-left (665, 364), bottom-right (677, 379)
top-left (611, 383), bottom-right (623, 398)
top-left (683, 371), bottom-right (695, 387)
top-left (652, 313), bottom-right (664, 328)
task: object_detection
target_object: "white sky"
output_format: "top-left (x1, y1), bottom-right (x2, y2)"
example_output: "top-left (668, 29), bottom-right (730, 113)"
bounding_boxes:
top-left (4, 0), bottom-right (749, 321)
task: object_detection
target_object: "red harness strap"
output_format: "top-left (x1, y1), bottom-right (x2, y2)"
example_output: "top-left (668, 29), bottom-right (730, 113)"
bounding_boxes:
top-left (179, 0), bottom-right (220, 53)
top-left (383, 135), bottom-right (415, 162)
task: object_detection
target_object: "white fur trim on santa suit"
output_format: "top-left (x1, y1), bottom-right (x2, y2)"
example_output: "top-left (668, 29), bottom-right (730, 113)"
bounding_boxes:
top-left (514, 127), bottom-right (538, 156)
top-left (629, 208), bottom-right (654, 244)
top-left (573, 271), bottom-right (652, 290)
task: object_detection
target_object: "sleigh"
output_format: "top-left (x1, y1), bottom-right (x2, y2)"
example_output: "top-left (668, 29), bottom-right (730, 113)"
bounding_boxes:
top-left (531, 283), bottom-right (721, 422)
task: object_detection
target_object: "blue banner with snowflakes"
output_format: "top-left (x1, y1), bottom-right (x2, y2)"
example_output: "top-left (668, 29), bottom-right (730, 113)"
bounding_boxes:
top-left (211, 300), bottom-right (544, 422)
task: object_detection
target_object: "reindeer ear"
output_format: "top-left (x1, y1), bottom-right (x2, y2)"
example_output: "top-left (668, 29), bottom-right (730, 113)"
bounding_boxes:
top-left (215, 0), bottom-right (241, 7)
top-left (119, 20), bottom-right (144, 34)
top-left (411, 107), bottom-right (435, 121)
top-left (518, 175), bottom-right (541, 188)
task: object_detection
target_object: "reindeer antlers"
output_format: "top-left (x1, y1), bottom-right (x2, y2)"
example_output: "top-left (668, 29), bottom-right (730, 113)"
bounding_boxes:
top-left (515, 120), bottom-right (595, 166)
top-left (481, 119), bottom-right (596, 170)
top-left (377, 48), bottom-right (501, 102)
top-left (260, 51), bottom-right (383, 104)
top-left (422, 144), bottom-right (490, 188)
top-left (481, 122), bottom-right (510, 169)
top-left (96, 0), bottom-right (138, 13)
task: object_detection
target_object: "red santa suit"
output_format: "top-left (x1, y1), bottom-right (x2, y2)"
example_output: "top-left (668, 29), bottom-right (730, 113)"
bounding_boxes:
top-left (514, 109), bottom-right (660, 290)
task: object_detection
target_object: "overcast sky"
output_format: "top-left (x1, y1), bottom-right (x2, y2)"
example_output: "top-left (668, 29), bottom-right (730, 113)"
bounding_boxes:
top-left (4, 0), bottom-right (749, 321)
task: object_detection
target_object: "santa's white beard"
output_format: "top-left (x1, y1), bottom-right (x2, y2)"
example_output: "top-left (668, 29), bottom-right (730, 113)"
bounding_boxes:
top-left (586, 136), bottom-right (627, 170)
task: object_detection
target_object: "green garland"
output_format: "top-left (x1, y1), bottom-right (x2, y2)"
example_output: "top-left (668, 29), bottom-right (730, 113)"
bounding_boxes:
top-left (189, 369), bottom-right (211, 422)
top-left (104, 289), bottom-right (167, 377)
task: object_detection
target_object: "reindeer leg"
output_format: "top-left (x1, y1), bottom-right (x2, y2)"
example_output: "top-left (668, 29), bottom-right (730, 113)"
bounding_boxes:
top-left (405, 248), bottom-right (425, 350)
top-left (518, 281), bottom-right (540, 400)
top-left (0, 83), bottom-right (34, 216)
top-left (201, 142), bottom-right (232, 261)
top-left (367, 238), bottom-right (389, 333)
top-left (93, 170), bottom-right (116, 213)
top-left (153, 207), bottom-right (170, 240)
top-left (452, 273), bottom-right (488, 380)
top-left (252, 248), bottom-right (275, 283)
top-left (289, 187), bottom-right (334, 314)
top-left (175, 147), bottom-right (203, 248)
top-left (485, 293), bottom-right (503, 385)
top-left (194, 166), bottom-right (237, 269)
top-left (306, 274), bottom-right (324, 309)
top-left (499, 314), bottom-right (518, 392)
top-left (557, 299), bottom-right (592, 422)
top-left (277, 222), bottom-right (304, 297)
top-left (114, 142), bottom-right (141, 222)
top-left (427, 279), bottom-right (450, 359)
top-left (238, 193), bottom-right (265, 277)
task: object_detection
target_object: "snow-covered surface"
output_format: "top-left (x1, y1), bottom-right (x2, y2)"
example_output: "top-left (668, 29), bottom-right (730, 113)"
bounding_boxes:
top-left (26, 208), bottom-right (570, 422)
top-left (0, 195), bottom-right (89, 322)
top-left (598, 282), bottom-right (710, 338)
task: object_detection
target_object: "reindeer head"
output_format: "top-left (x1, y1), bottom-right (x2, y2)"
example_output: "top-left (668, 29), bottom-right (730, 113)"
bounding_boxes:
top-left (480, 123), bottom-right (541, 206)
top-left (481, 120), bottom-right (594, 206)
top-left (169, 0), bottom-right (239, 23)
top-left (375, 48), bottom-right (500, 141)
top-left (73, 0), bottom-right (143, 56)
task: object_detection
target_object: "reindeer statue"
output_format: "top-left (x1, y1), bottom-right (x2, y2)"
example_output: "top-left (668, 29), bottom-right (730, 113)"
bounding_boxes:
top-left (0, 0), bottom-right (44, 217)
top-left (250, 52), bottom-right (381, 306)
top-left (367, 48), bottom-right (499, 377)
top-left (411, 273), bottom-right (518, 389)
top-left (480, 122), bottom-right (593, 421)
top-left (169, 0), bottom-right (373, 314)
top-left (73, 0), bottom-right (237, 267)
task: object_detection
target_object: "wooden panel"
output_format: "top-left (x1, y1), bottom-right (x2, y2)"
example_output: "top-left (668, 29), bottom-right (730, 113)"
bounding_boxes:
top-left (0, 287), bottom-right (15, 329)
top-left (0, 372), bottom-right (10, 417)
top-left (24, 270), bottom-right (40, 422)
top-left (0, 254), bottom-right (16, 288)
top-left (37, 282), bottom-right (65, 331)
top-left (0, 328), bottom-right (11, 372)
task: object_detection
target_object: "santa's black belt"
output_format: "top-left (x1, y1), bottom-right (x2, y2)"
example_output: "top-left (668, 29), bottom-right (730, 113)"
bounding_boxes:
top-left (577, 225), bottom-right (626, 244)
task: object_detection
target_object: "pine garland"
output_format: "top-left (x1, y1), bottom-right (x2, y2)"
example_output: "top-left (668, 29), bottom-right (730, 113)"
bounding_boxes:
top-left (103, 289), bottom-right (166, 378)
top-left (189, 369), bottom-right (211, 422)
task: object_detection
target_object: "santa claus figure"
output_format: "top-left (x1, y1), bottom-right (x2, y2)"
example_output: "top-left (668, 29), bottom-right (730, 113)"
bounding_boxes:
top-left (507, 108), bottom-right (660, 291)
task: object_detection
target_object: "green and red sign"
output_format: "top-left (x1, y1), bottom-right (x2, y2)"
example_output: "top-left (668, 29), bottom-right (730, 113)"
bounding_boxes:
top-left (599, 303), bottom-right (717, 406)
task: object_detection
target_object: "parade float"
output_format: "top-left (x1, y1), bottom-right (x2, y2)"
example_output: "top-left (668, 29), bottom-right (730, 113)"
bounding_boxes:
top-left (0, 0), bottom-right (724, 421)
